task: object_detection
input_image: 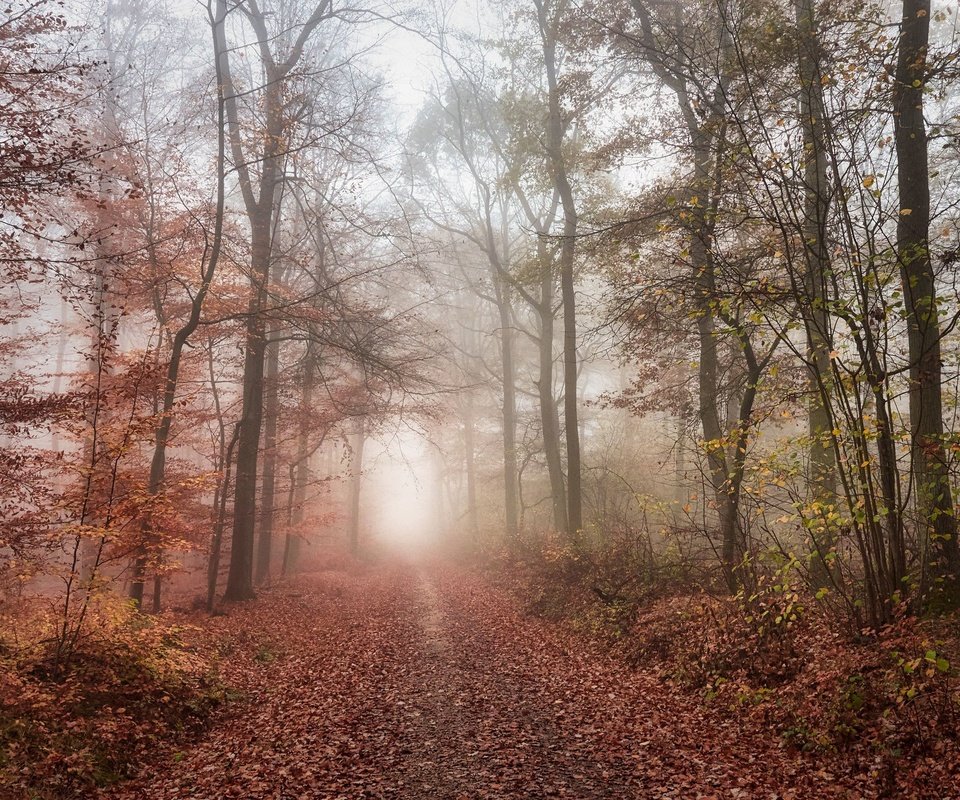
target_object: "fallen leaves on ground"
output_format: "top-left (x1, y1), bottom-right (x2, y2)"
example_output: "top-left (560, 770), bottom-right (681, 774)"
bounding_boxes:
top-left (92, 563), bottom-right (958, 799)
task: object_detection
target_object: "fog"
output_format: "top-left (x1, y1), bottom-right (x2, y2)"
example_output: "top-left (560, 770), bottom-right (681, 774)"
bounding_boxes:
top-left (4, 0), bottom-right (960, 632)
top-left (8, 1), bottom-right (960, 793)
top-left (364, 432), bottom-right (441, 557)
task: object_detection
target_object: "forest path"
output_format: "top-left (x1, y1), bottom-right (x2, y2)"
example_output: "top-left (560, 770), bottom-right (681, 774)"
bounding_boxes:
top-left (102, 562), bottom-right (848, 799)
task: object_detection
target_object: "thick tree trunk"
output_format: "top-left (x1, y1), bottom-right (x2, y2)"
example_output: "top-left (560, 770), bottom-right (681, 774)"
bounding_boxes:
top-left (218, 0), bottom-right (329, 600)
top-left (687, 130), bottom-right (739, 589)
top-left (722, 364), bottom-right (764, 589)
top-left (796, 0), bottom-right (838, 585)
top-left (627, 0), bottom-right (740, 587)
top-left (538, 276), bottom-right (568, 534)
top-left (348, 419), bottom-right (366, 555)
top-left (558, 192), bottom-right (581, 535)
top-left (151, 575), bottom-right (162, 613)
top-left (255, 326), bottom-right (281, 584)
top-left (224, 210), bottom-right (274, 600)
top-left (894, 0), bottom-right (960, 582)
top-left (695, 265), bottom-right (737, 586)
top-left (496, 285), bottom-right (520, 540)
top-left (537, 0), bottom-right (582, 535)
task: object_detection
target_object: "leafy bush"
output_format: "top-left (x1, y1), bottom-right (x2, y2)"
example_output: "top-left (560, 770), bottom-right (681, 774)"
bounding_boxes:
top-left (516, 522), bottom-right (683, 635)
top-left (0, 596), bottom-right (222, 798)
top-left (511, 529), bottom-right (960, 764)
top-left (624, 587), bottom-right (960, 756)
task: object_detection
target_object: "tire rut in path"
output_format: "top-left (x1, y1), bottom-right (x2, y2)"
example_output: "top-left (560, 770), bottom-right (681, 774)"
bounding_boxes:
top-left (386, 571), bottom-right (479, 797)
top-left (393, 569), bottom-right (648, 799)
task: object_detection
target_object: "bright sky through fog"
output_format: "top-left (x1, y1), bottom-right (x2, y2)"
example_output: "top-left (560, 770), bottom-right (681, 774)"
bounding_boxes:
top-left (372, 17), bottom-right (435, 121)
top-left (364, 431), bottom-right (440, 554)
top-left (365, 0), bottom-right (494, 124)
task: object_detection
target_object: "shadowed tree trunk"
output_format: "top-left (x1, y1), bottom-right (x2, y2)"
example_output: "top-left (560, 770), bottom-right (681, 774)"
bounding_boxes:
top-left (220, 0), bottom-right (332, 601)
top-left (795, 0), bottom-right (838, 586)
top-left (536, 247), bottom-right (568, 534)
top-left (255, 322), bottom-right (281, 584)
top-left (535, 0), bottom-right (582, 535)
top-left (224, 208), bottom-right (273, 601)
top-left (495, 278), bottom-right (520, 540)
top-left (628, 0), bottom-right (745, 588)
top-left (894, 0), bottom-right (960, 584)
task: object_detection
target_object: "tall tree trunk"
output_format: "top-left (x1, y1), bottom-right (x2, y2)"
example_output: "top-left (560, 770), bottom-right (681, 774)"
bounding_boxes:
top-left (433, 445), bottom-right (447, 535)
top-left (348, 418), bottom-right (366, 555)
top-left (151, 574), bottom-right (162, 613)
top-left (224, 254), bottom-right (269, 601)
top-left (283, 347), bottom-right (316, 576)
top-left (537, 267), bottom-right (568, 534)
top-left (496, 283), bottom-right (520, 540)
top-left (255, 323), bottom-right (281, 584)
top-left (894, 0), bottom-right (960, 582)
top-left (208, 422), bottom-right (241, 612)
top-left (689, 132), bottom-right (738, 589)
top-left (463, 390), bottom-right (479, 540)
top-left (874, 378), bottom-right (908, 605)
top-left (556, 137), bottom-right (581, 536)
top-left (628, 0), bottom-right (739, 586)
top-left (537, 0), bottom-right (582, 535)
top-left (217, 0), bottom-right (331, 600)
top-left (796, 0), bottom-right (838, 586)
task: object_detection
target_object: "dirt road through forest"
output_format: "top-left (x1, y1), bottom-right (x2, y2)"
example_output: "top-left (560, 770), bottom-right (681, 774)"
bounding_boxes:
top-left (102, 564), bottom-right (876, 799)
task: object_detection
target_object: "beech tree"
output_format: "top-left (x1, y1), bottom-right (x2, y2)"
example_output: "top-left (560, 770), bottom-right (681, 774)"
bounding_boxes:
top-left (128, 0), bottom-right (228, 608)
top-left (217, 0), bottom-right (335, 601)
top-left (0, 1), bottom-right (93, 573)
top-left (534, 0), bottom-right (584, 534)
top-left (614, 0), bottom-right (773, 588)
top-left (894, 0), bottom-right (960, 582)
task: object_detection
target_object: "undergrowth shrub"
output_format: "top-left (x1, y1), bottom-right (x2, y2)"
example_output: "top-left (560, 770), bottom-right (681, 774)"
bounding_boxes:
top-left (517, 523), bottom-right (693, 635)
top-left (520, 534), bottom-right (594, 620)
top-left (515, 535), bottom-right (960, 759)
top-left (0, 595), bottom-right (222, 798)
top-left (625, 574), bottom-right (808, 689)
top-left (626, 585), bottom-right (960, 756)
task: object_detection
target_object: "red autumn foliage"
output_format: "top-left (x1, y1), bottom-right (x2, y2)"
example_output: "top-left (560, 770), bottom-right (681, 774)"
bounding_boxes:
top-left (0, 1), bottom-right (95, 273)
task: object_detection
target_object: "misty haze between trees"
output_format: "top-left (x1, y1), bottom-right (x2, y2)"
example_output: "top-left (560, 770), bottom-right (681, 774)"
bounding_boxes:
top-left (2, 0), bottom-right (960, 797)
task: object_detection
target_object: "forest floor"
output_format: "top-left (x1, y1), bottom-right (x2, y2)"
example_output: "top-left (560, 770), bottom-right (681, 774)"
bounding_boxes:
top-left (95, 561), bottom-right (956, 800)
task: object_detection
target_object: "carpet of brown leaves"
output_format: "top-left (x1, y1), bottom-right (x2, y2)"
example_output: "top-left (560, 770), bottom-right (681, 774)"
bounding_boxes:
top-left (97, 563), bottom-right (958, 799)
